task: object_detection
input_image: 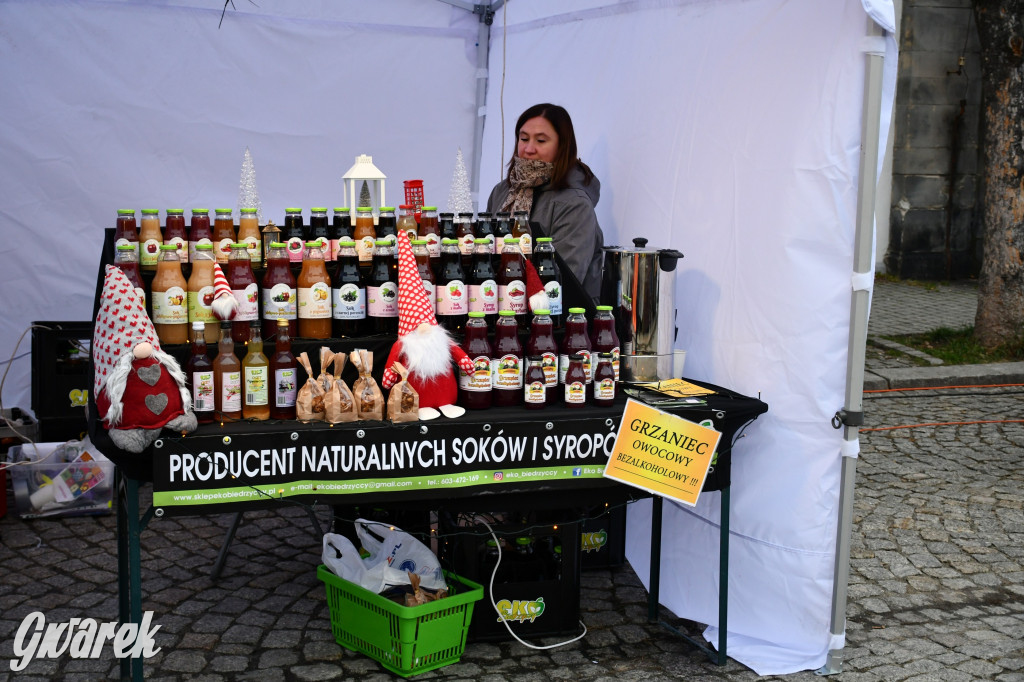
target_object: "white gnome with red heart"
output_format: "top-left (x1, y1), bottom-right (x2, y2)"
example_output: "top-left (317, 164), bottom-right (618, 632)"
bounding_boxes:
top-left (381, 231), bottom-right (477, 420)
top-left (93, 265), bottom-right (197, 453)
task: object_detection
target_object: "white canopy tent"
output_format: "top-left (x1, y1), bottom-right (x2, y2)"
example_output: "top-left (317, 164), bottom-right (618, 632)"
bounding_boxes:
top-left (0, 0), bottom-right (896, 674)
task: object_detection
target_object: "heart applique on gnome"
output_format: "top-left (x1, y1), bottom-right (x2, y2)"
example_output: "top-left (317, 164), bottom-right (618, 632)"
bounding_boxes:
top-left (93, 265), bottom-right (197, 453)
top-left (380, 231), bottom-right (476, 420)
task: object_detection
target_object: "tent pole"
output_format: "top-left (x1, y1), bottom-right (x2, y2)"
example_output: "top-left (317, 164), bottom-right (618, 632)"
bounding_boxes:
top-left (820, 15), bottom-right (885, 676)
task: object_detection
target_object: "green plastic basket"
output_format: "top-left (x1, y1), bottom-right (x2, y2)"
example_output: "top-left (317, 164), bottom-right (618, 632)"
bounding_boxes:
top-left (317, 565), bottom-right (484, 678)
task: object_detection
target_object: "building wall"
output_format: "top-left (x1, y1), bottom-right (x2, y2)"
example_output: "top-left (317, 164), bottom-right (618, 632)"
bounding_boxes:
top-left (885, 0), bottom-right (982, 280)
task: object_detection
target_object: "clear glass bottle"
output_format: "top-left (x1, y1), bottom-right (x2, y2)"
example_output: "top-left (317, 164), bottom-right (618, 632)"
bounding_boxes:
top-left (188, 208), bottom-right (212, 264)
top-left (164, 208), bottom-right (188, 263)
top-left (238, 207), bottom-right (262, 267)
top-left (228, 243), bottom-right (259, 343)
top-left (269, 318), bottom-right (298, 420)
top-left (114, 243), bottom-right (146, 311)
top-left (213, 208), bottom-right (236, 264)
top-left (532, 237), bottom-right (563, 328)
top-left (115, 209), bottom-right (139, 261)
top-left (459, 312), bottom-right (492, 409)
top-left (151, 244), bottom-right (188, 345)
top-left (261, 242), bottom-right (297, 342)
top-left (297, 241), bottom-right (332, 339)
top-left (492, 310), bottom-right (523, 407)
top-left (187, 243), bottom-right (219, 343)
top-left (242, 321), bottom-right (270, 421)
top-left (214, 321), bottom-right (241, 421)
top-left (139, 208), bottom-right (162, 271)
top-left (187, 321), bottom-right (215, 424)
top-left (419, 206), bottom-right (441, 260)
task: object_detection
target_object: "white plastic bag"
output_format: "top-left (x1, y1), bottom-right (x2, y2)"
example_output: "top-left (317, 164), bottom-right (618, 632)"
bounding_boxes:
top-left (356, 519), bottom-right (446, 591)
top-left (321, 532), bottom-right (411, 594)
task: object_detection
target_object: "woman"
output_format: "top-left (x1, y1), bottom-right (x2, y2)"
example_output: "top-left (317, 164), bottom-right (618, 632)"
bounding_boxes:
top-left (486, 103), bottom-right (604, 303)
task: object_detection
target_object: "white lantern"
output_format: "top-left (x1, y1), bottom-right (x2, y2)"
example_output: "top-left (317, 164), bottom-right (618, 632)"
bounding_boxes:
top-left (342, 154), bottom-right (386, 216)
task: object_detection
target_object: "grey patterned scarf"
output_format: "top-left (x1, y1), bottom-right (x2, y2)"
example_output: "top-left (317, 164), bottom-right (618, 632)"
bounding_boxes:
top-left (500, 157), bottom-right (554, 215)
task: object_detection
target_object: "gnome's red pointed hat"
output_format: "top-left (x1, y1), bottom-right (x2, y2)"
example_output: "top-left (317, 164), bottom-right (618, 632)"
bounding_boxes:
top-left (395, 231), bottom-right (443, 337)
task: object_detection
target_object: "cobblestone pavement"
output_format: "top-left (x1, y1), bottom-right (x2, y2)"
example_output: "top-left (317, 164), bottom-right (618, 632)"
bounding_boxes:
top-left (868, 279), bottom-right (978, 337)
top-left (2, 385), bottom-right (1023, 681)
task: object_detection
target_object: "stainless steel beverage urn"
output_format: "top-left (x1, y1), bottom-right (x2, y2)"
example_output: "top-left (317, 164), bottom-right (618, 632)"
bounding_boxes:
top-left (601, 238), bottom-right (684, 382)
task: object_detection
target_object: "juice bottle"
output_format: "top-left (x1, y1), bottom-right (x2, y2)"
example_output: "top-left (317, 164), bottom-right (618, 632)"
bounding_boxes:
top-left (309, 207), bottom-right (330, 258)
top-left (526, 309), bottom-right (559, 405)
top-left (563, 352), bottom-right (587, 408)
top-left (469, 238), bottom-right (498, 328)
top-left (412, 239), bottom-right (436, 315)
top-left (114, 244), bottom-right (146, 311)
top-left (213, 208), bottom-right (236, 264)
top-left (353, 207), bottom-right (376, 268)
top-left (186, 321), bottom-right (215, 424)
top-left (151, 245), bottom-right (189, 345)
top-left (439, 212), bottom-right (457, 245)
top-left (491, 310), bottom-right (523, 407)
top-left (213, 321), bottom-right (242, 421)
top-left (367, 239), bottom-right (399, 335)
top-left (332, 240), bottom-right (366, 337)
top-left (283, 208), bottom-right (306, 266)
top-left (114, 209), bottom-right (139, 261)
top-left (457, 212), bottom-right (479, 268)
top-left (593, 352), bottom-right (616, 407)
top-left (494, 211), bottom-right (512, 255)
top-left (228, 243), bottom-right (259, 343)
top-left (297, 241), bottom-right (332, 339)
top-left (419, 206), bottom-right (441, 261)
top-left (164, 208), bottom-right (188, 263)
top-left (512, 211), bottom-right (533, 256)
top-left (523, 356), bottom-right (546, 409)
top-left (397, 205), bottom-right (418, 244)
top-left (458, 311), bottom-right (492, 410)
top-left (188, 209), bottom-right (212, 264)
top-left (238, 207), bottom-right (262, 267)
top-left (559, 308), bottom-right (592, 391)
top-left (377, 207), bottom-right (397, 248)
top-left (242, 322), bottom-right (270, 421)
top-left (139, 208), bottom-right (162, 271)
top-left (261, 242), bottom-right (297, 342)
top-left (436, 238), bottom-right (467, 333)
top-left (533, 237), bottom-right (562, 328)
top-left (330, 207), bottom-right (352, 262)
top-left (187, 243), bottom-right (219, 343)
top-left (269, 318), bottom-right (298, 420)
top-left (591, 305), bottom-right (621, 382)
top-left (497, 239), bottom-right (527, 326)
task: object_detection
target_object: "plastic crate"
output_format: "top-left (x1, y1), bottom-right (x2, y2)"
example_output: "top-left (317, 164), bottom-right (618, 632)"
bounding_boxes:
top-left (31, 322), bottom-right (92, 430)
top-left (580, 504), bottom-right (627, 570)
top-left (317, 565), bottom-right (482, 678)
top-left (7, 442), bottom-right (114, 519)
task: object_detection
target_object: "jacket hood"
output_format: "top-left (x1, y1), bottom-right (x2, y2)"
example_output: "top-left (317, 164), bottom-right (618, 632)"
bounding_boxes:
top-left (565, 164), bottom-right (600, 207)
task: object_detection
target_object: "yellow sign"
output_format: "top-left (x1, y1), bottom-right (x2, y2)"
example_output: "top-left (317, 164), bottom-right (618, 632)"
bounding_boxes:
top-left (603, 398), bottom-right (721, 506)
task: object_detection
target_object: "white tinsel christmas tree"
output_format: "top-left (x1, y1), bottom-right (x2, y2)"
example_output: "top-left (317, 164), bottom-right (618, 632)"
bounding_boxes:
top-left (237, 146), bottom-right (263, 223)
top-left (447, 148), bottom-right (473, 214)
top-left (358, 180), bottom-right (372, 208)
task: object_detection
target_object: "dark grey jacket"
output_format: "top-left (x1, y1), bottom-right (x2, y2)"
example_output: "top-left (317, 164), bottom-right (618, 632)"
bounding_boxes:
top-left (486, 165), bottom-right (604, 302)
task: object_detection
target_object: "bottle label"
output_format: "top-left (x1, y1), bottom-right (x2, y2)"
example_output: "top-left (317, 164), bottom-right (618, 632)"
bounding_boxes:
top-left (368, 282), bottom-right (398, 317)
top-left (544, 280), bottom-right (563, 316)
top-left (565, 381), bottom-right (586, 404)
top-left (192, 371), bottom-right (215, 412)
top-left (166, 237), bottom-right (188, 263)
top-left (459, 355), bottom-right (492, 392)
top-left (541, 351), bottom-right (558, 387)
top-left (189, 238), bottom-right (212, 263)
top-left (425, 233), bottom-right (442, 258)
top-left (222, 371), bottom-right (241, 411)
top-left (469, 280), bottom-right (498, 315)
top-left (498, 280), bottom-right (527, 314)
top-left (595, 378), bottom-right (616, 401)
top-left (333, 284), bottom-right (366, 319)
top-left (232, 283), bottom-right (259, 321)
top-left (244, 366), bottom-right (268, 406)
top-left (115, 237), bottom-right (140, 261)
top-left (458, 234), bottom-right (475, 256)
top-left (140, 239), bottom-right (161, 267)
top-left (420, 280), bottom-right (437, 314)
top-left (243, 236), bottom-right (262, 265)
top-left (492, 354), bottom-right (523, 389)
top-left (519, 234), bottom-right (533, 255)
top-left (286, 237), bottom-right (305, 262)
top-left (437, 280), bottom-right (467, 315)
top-left (524, 381), bottom-right (546, 404)
top-left (216, 238), bottom-right (234, 262)
top-left (152, 287), bottom-right (187, 324)
top-left (298, 282), bottom-right (332, 319)
top-left (263, 284), bottom-right (297, 320)
top-left (356, 236), bottom-right (376, 262)
top-left (275, 368), bottom-right (298, 407)
top-left (187, 288), bottom-right (216, 324)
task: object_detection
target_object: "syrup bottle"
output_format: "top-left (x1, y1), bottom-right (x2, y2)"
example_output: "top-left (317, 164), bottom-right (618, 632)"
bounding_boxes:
top-left (213, 321), bottom-right (242, 421)
top-left (492, 310), bottom-right (523, 407)
top-left (563, 352), bottom-right (587, 408)
top-left (187, 321), bottom-right (215, 424)
top-left (458, 311), bottom-right (492, 410)
top-left (242, 321), bottom-right (270, 421)
top-left (559, 308), bottom-right (592, 391)
top-left (593, 351), bottom-right (616, 407)
top-left (523, 356), bottom-right (546, 409)
top-left (469, 238), bottom-right (498, 329)
top-left (497, 239), bottom-right (527, 327)
top-left (591, 305), bottom-right (621, 382)
top-left (269, 318), bottom-right (298, 420)
top-left (526, 310), bottom-right (559, 405)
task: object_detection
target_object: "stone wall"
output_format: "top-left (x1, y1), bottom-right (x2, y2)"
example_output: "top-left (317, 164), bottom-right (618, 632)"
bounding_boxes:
top-left (885, 0), bottom-right (982, 280)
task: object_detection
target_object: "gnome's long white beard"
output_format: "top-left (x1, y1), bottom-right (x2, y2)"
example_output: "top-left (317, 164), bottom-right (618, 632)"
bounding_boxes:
top-left (401, 324), bottom-right (456, 379)
top-left (103, 347), bottom-right (192, 427)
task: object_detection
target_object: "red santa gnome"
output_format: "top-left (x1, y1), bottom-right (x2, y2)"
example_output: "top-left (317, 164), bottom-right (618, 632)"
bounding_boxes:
top-left (381, 231), bottom-right (476, 419)
top-left (93, 265), bottom-right (197, 453)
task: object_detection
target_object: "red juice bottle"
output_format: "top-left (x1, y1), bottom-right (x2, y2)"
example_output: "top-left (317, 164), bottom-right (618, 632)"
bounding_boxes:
top-left (523, 356), bottom-right (546, 409)
top-left (593, 351), bottom-right (616, 407)
top-left (436, 238), bottom-right (467, 333)
top-left (269, 318), bottom-right (298, 420)
top-left (164, 208), bottom-right (188, 263)
top-left (188, 208), bottom-right (212, 264)
top-left (228, 243), bottom-right (259, 343)
top-left (458, 312), bottom-right (493, 410)
top-left (419, 206), bottom-right (441, 262)
top-left (590, 305), bottom-right (621, 382)
top-left (114, 243), bottom-right (146, 311)
top-left (563, 352), bottom-right (587, 407)
top-left (497, 239), bottom-right (527, 327)
top-left (469, 238), bottom-right (498, 329)
top-left (461, 212), bottom-right (482, 269)
top-left (262, 242), bottom-right (297, 342)
top-left (114, 209), bottom-right (139, 262)
top-left (526, 310), bottom-right (559, 405)
top-left (186, 321), bottom-right (215, 424)
top-left (492, 310), bottom-right (523, 406)
top-left (559, 308), bottom-right (592, 392)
